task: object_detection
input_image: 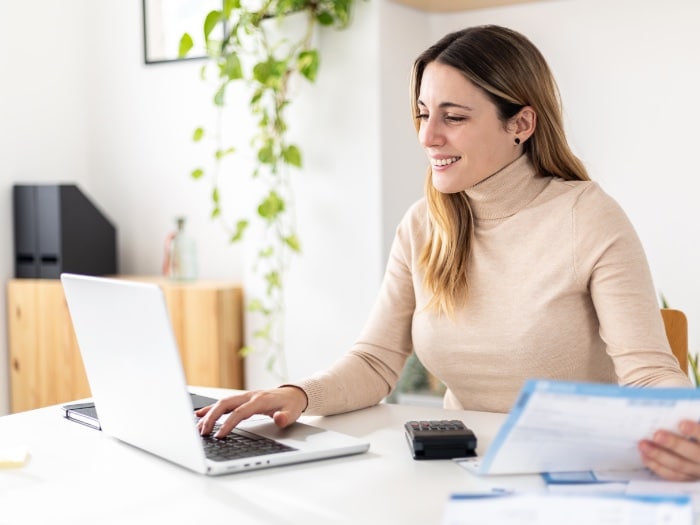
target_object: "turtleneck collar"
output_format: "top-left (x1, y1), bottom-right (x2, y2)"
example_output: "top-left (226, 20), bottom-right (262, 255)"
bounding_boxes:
top-left (464, 154), bottom-right (550, 220)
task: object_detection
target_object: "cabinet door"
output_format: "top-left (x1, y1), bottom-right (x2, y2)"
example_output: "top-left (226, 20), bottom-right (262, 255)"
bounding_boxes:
top-left (160, 280), bottom-right (244, 389)
top-left (8, 279), bottom-right (90, 413)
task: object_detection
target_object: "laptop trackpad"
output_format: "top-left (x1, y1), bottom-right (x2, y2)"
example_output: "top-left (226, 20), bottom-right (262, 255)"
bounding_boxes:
top-left (239, 419), bottom-right (326, 443)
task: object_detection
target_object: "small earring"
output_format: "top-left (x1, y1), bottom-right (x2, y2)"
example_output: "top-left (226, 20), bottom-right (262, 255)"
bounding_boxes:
top-left (514, 137), bottom-right (521, 145)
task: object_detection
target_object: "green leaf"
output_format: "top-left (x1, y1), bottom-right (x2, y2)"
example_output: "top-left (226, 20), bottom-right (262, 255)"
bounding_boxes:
top-left (213, 83), bottom-right (226, 107)
top-left (297, 50), bottom-right (319, 82)
top-left (317, 11), bottom-right (334, 25)
top-left (252, 60), bottom-right (271, 85)
top-left (282, 144), bottom-right (302, 167)
top-left (239, 345), bottom-right (254, 357)
top-left (273, 114), bottom-right (287, 135)
top-left (230, 219), bottom-right (249, 242)
top-left (191, 168), bottom-right (204, 179)
top-left (283, 234), bottom-right (301, 252)
top-left (253, 58), bottom-right (287, 89)
top-left (330, 0), bottom-right (351, 27)
top-left (246, 299), bottom-right (270, 315)
top-left (223, 0), bottom-right (240, 18)
top-left (258, 246), bottom-right (274, 258)
top-left (253, 323), bottom-right (271, 340)
top-left (257, 143), bottom-right (275, 164)
top-left (257, 191), bottom-right (285, 221)
top-left (265, 354), bottom-right (277, 372)
top-left (203, 10), bottom-right (222, 40)
top-left (212, 187), bottom-right (220, 204)
top-left (211, 206), bottom-right (220, 218)
top-left (222, 53), bottom-right (243, 80)
top-left (215, 146), bottom-right (236, 160)
top-left (250, 88), bottom-right (263, 106)
top-left (265, 271), bottom-right (282, 294)
top-left (178, 33), bottom-right (194, 58)
top-left (192, 127), bottom-right (204, 142)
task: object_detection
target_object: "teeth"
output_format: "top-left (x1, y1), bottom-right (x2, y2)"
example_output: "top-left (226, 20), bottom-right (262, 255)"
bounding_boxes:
top-left (433, 157), bottom-right (460, 167)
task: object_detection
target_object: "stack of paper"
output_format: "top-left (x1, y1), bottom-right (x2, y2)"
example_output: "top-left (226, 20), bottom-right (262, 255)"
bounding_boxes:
top-left (450, 380), bottom-right (700, 524)
top-left (441, 492), bottom-right (693, 525)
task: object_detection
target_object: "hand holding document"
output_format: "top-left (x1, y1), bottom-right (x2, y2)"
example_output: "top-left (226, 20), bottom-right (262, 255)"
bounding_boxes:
top-left (458, 380), bottom-right (700, 476)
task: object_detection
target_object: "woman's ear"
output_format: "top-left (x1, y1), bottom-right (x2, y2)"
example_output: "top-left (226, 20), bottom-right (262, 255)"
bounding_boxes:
top-left (511, 106), bottom-right (536, 142)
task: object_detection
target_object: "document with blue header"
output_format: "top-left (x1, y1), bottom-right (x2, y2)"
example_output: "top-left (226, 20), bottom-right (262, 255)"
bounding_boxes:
top-left (457, 380), bottom-right (700, 475)
top-left (441, 492), bottom-right (693, 525)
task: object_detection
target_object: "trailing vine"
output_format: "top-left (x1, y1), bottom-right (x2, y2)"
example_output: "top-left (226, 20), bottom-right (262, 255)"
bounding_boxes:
top-left (179, 0), bottom-right (361, 381)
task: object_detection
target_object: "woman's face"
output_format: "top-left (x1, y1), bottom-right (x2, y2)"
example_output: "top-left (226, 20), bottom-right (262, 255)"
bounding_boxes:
top-left (417, 61), bottom-right (521, 193)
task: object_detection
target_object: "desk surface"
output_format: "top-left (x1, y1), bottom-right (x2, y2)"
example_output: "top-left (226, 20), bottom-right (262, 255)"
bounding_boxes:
top-left (0, 387), bottom-right (542, 525)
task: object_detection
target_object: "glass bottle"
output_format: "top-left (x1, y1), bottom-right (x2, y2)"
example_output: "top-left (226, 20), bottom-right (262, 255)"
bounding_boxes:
top-left (169, 216), bottom-right (197, 281)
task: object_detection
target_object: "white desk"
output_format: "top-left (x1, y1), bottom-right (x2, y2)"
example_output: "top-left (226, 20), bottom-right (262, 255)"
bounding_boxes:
top-left (0, 387), bottom-right (542, 525)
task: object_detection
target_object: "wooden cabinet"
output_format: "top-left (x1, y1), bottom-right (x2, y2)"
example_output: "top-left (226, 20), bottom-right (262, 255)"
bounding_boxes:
top-left (7, 277), bottom-right (244, 413)
top-left (7, 279), bottom-right (88, 414)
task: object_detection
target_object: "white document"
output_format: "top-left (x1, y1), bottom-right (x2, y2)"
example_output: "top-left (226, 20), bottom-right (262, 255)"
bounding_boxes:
top-left (539, 469), bottom-right (700, 517)
top-left (441, 492), bottom-right (693, 525)
top-left (459, 380), bottom-right (700, 475)
top-left (628, 481), bottom-right (700, 516)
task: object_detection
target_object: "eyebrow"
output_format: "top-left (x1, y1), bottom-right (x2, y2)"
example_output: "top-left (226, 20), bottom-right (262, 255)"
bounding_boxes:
top-left (417, 100), bottom-right (474, 111)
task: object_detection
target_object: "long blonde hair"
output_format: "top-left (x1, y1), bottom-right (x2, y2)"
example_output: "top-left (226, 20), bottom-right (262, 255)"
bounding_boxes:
top-left (411, 25), bottom-right (589, 314)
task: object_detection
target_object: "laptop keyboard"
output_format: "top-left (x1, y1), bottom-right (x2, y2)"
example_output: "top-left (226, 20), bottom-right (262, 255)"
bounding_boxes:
top-left (202, 426), bottom-right (296, 462)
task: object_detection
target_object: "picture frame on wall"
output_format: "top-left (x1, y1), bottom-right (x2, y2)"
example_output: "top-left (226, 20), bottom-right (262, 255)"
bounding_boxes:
top-left (142, 0), bottom-right (223, 64)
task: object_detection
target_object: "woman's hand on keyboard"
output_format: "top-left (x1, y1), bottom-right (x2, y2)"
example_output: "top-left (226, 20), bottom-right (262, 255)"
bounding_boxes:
top-left (196, 386), bottom-right (309, 439)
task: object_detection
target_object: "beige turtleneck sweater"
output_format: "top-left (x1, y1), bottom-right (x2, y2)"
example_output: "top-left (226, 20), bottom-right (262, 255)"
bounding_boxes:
top-left (293, 155), bottom-right (691, 414)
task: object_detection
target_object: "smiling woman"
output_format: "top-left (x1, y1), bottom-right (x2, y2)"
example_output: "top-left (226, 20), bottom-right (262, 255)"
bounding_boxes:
top-left (190, 23), bottom-right (700, 483)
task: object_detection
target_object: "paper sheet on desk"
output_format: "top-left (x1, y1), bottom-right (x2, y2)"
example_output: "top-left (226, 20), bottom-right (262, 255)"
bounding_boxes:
top-left (458, 380), bottom-right (700, 475)
top-left (441, 492), bottom-right (693, 525)
top-left (541, 470), bottom-right (700, 516)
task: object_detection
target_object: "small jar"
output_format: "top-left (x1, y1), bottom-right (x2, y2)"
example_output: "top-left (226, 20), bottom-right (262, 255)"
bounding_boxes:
top-left (169, 216), bottom-right (197, 281)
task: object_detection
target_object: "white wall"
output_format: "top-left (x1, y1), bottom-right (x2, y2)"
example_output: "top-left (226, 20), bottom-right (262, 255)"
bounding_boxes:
top-left (378, 3), bottom-right (430, 261)
top-left (1, 0), bottom-right (699, 414)
top-left (0, 0), bottom-right (92, 414)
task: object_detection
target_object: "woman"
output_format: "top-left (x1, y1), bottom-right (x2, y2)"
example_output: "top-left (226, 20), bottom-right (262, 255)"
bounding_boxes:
top-left (198, 25), bottom-right (699, 481)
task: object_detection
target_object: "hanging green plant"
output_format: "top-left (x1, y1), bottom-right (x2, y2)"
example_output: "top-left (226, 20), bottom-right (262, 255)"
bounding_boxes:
top-left (179, 0), bottom-right (362, 381)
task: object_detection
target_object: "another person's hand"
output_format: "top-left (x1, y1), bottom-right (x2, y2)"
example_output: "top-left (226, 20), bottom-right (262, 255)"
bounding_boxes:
top-left (638, 419), bottom-right (700, 481)
top-left (196, 386), bottom-right (308, 439)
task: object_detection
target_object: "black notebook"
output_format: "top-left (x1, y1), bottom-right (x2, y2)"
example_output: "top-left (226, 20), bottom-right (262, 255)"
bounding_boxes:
top-left (63, 393), bottom-right (218, 431)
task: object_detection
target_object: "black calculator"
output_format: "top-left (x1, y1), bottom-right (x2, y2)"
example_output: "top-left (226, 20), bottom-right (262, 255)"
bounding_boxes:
top-left (404, 420), bottom-right (477, 460)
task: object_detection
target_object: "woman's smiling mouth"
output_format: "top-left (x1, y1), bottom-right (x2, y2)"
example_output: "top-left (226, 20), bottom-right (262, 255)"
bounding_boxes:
top-left (432, 156), bottom-right (461, 167)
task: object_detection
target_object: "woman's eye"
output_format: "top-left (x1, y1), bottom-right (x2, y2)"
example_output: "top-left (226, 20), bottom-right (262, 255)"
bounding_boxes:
top-left (415, 113), bottom-right (467, 123)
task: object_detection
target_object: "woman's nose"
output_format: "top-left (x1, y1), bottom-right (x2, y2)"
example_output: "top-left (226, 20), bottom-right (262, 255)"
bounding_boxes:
top-left (419, 117), bottom-right (444, 148)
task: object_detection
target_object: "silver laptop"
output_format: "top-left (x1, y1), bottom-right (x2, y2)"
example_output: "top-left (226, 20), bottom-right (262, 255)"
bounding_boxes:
top-left (60, 273), bottom-right (369, 476)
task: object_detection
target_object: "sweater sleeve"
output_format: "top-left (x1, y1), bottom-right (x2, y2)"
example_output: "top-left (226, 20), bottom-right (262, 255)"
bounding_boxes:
top-left (572, 184), bottom-right (691, 387)
top-left (290, 203), bottom-right (422, 415)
